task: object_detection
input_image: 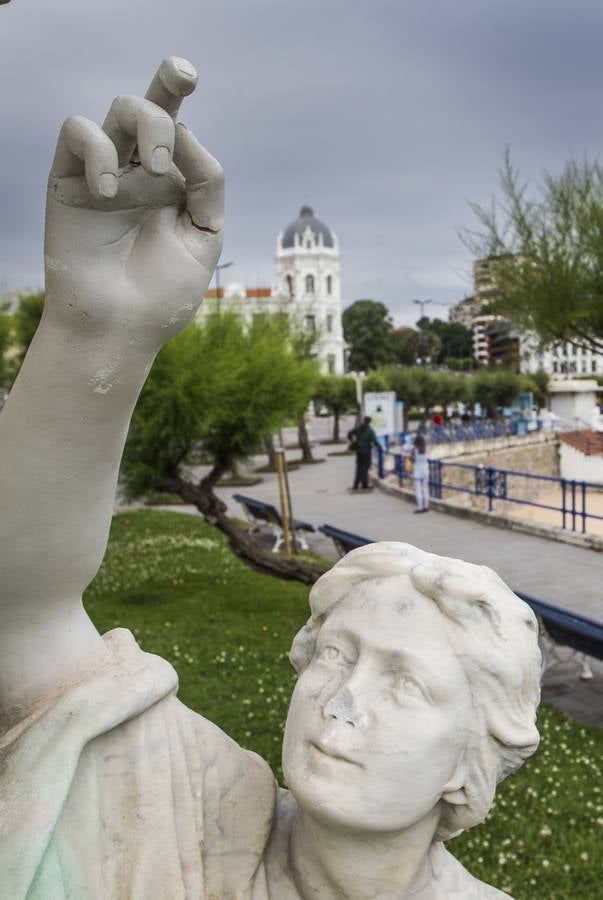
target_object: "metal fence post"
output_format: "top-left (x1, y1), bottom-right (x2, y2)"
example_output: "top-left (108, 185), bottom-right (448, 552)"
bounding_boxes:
top-left (571, 480), bottom-right (577, 532)
top-left (486, 466), bottom-right (495, 512)
top-left (581, 482), bottom-right (587, 534)
top-left (377, 445), bottom-right (384, 479)
top-left (561, 479), bottom-right (567, 530)
top-left (428, 459), bottom-right (443, 500)
top-left (393, 452), bottom-right (401, 486)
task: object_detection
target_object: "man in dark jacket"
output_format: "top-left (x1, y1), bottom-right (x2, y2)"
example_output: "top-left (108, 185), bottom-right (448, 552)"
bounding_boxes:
top-left (348, 416), bottom-right (380, 490)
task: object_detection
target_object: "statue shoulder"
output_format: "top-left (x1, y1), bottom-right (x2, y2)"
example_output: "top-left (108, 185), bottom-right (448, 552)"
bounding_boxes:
top-left (175, 696), bottom-right (276, 801)
top-left (433, 844), bottom-right (513, 899)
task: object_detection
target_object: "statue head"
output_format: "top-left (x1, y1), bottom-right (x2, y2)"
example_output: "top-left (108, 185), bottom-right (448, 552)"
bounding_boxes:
top-left (283, 542), bottom-right (541, 840)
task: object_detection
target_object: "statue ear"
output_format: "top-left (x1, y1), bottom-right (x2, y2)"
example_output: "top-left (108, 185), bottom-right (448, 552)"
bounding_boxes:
top-left (442, 766), bottom-right (468, 807)
top-left (441, 786), bottom-right (467, 806)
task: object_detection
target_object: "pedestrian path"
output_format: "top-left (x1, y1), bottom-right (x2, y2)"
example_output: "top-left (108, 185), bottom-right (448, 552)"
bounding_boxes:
top-left (214, 440), bottom-right (602, 623)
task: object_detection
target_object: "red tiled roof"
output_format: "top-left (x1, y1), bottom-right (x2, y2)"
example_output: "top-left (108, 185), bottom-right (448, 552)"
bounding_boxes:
top-left (559, 430), bottom-right (603, 457)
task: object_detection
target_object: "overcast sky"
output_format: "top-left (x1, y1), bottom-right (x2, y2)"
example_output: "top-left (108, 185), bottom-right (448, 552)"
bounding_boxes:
top-left (2, 0), bottom-right (603, 325)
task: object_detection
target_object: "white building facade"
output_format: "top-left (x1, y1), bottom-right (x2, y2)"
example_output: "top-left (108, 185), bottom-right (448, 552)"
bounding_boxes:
top-left (274, 206), bottom-right (345, 374)
top-left (198, 206), bottom-right (346, 375)
top-left (520, 336), bottom-right (603, 377)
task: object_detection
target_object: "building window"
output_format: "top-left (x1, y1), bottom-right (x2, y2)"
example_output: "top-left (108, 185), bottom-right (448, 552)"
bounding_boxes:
top-left (326, 314), bottom-right (333, 333)
top-left (305, 274), bottom-right (315, 294)
top-left (305, 315), bottom-right (316, 332)
top-left (593, 360), bottom-right (598, 373)
top-left (582, 360), bottom-right (588, 373)
top-left (285, 274), bottom-right (294, 298)
top-left (326, 275), bottom-right (332, 295)
top-left (306, 239), bottom-right (312, 249)
top-left (327, 354), bottom-right (336, 374)
top-left (552, 360), bottom-right (558, 373)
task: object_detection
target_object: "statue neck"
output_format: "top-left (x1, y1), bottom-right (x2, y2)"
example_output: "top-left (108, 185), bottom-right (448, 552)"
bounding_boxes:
top-left (0, 598), bottom-right (107, 732)
top-left (290, 806), bottom-right (442, 900)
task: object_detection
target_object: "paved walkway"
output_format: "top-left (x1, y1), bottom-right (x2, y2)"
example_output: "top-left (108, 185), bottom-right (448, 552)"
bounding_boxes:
top-left (210, 434), bottom-right (602, 624)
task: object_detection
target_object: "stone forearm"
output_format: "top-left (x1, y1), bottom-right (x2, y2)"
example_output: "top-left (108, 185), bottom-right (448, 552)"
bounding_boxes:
top-left (0, 314), bottom-right (157, 605)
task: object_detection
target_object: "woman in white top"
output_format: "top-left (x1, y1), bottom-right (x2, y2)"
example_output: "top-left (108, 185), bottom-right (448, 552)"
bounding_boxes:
top-left (412, 433), bottom-right (430, 513)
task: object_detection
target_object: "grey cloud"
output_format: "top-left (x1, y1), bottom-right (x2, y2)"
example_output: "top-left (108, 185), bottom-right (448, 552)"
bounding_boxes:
top-left (2, 0), bottom-right (603, 320)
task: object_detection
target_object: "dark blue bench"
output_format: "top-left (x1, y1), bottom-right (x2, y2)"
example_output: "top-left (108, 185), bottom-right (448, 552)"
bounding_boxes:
top-left (233, 494), bottom-right (315, 553)
top-left (517, 592), bottom-right (603, 677)
top-left (319, 523), bottom-right (603, 672)
top-left (318, 524), bottom-right (373, 557)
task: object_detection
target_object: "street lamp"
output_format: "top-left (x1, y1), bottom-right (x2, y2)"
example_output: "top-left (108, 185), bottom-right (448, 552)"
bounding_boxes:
top-left (350, 370), bottom-right (366, 419)
top-left (413, 298), bottom-right (433, 365)
top-left (215, 261), bottom-right (234, 299)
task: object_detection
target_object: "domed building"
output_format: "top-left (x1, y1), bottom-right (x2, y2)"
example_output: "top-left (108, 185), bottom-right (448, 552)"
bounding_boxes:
top-left (275, 206), bottom-right (345, 375)
top-left (199, 206), bottom-right (346, 375)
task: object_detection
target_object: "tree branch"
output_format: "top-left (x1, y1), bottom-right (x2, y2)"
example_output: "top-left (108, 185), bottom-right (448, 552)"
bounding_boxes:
top-left (167, 474), bottom-right (327, 586)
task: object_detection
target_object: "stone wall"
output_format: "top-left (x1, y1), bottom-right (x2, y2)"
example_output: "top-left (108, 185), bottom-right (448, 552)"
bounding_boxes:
top-left (433, 433), bottom-right (559, 512)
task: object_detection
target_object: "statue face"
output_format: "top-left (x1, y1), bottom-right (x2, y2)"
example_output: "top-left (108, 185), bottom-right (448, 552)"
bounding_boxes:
top-left (283, 580), bottom-right (474, 832)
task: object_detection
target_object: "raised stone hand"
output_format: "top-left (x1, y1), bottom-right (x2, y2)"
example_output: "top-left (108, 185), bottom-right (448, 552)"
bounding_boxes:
top-left (44, 56), bottom-right (223, 350)
top-left (0, 58), bottom-right (225, 721)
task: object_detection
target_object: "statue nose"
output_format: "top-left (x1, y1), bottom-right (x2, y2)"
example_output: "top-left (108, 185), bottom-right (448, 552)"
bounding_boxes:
top-left (322, 686), bottom-right (367, 729)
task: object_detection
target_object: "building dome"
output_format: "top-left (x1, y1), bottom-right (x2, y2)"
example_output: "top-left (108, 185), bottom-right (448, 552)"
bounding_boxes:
top-left (281, 206), bottom-right (334, 248)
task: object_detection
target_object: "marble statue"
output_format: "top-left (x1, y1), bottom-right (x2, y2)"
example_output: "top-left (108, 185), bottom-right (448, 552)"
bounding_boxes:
top-left (0, 58), bottom-right (542, 900)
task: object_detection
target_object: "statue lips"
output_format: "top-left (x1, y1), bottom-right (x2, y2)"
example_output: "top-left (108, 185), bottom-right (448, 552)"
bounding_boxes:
top-left (309, 739), bottom-right (362, 768)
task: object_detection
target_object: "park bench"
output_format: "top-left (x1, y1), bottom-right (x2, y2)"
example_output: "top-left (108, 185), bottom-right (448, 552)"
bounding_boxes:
top-left (516, 592), bottom-right (603, 680)
top-left (318, 524), bottom-right (374, 557)
top-left (319, 523), bottom-right (603, 676)
top-left (232, 494), bottom-right (315, 553)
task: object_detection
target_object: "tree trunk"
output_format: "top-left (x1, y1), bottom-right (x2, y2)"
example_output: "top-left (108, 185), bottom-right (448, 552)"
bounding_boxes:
top-left (332, 410), bottom-right (340, 442)
top-left (167, 470), bottom-right (326, 586)
top-left (297, 414), bottom-right (315, 463)
top-left (263, 435), bottom-right (277, 468)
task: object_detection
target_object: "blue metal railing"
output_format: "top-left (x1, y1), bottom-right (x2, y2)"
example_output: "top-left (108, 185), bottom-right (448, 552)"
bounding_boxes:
top-left (391, 418), bottom-right (541, 449)
top-left (377, 449), bottom-right (603, 535)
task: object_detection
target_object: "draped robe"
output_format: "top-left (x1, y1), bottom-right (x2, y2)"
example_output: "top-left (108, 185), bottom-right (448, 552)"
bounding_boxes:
top-left (0, 630), bottom-right (275, 900)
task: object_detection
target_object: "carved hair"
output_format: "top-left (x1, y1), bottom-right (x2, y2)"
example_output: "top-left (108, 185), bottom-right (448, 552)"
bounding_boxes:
top-left (289, 541), bottom-right (541, 841)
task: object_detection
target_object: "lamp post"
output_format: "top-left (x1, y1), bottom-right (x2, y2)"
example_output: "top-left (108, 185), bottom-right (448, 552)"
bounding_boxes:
top-left (413, 298), bottom-right (433, 365)
top-left (215, 261), bottom-right (234, 299)
top-left (350, 370), bottom-right (366, 420)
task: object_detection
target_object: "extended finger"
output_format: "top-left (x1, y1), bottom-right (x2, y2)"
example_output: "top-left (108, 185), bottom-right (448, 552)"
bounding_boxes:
top-left (173, 123), bottom-right (224, 233)
top-left (144, 56), bottom-right (198, 120)
top-left (102, 95), bottom-right (175, 174)
top-left (50, 116), bottom-right (119, 200)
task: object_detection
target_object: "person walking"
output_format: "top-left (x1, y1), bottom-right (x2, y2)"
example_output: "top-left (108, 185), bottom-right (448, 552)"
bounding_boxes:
top-left (348, 416), bottom-right (380, 490)
top-left (411, 433), bottom-right (429, 513)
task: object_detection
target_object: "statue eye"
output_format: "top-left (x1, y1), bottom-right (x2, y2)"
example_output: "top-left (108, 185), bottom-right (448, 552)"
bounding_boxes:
top-left (391, 672), bottom-right (425, 700)
top-left (317, 644), bottom-right (351, 665)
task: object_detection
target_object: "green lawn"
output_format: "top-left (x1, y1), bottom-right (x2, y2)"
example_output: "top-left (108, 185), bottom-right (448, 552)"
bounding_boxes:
top-left (85, 510), bottom-right (602, 900)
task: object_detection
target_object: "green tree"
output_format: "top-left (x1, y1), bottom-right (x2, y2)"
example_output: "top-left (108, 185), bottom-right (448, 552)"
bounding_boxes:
top-left (363, 370), bottom-right (389, 393)
top-left (0, 305), bottom-right (12, 389)
top-left (523, 370), bottom-right (550, 408)
top-left (465, 150), bottom-right (603, 354)
top-left (313, 374), bottom-right (357, 441)
top-left (472, 370), bottom-right (523, 418)
top-left (420, 317), bottom-right (473, 363)
top-left (342, 300), bottom-right (394, 370)
top-left (122, 312), bottom-right (323, 583)
top-left (390, 327), bottom-right (420, 366)
top-left (414, 317), bottom-right (443, 365)
top-left (12, 292), bottom-right (44, 374)
top-left (378, 367), bottom-right (469, 428)
top-left (289, 327), bottom-right (321, 462)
